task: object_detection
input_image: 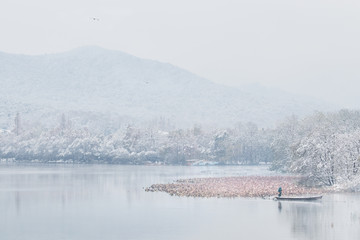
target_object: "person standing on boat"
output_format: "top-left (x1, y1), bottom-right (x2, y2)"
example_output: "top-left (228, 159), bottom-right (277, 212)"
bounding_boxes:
top-left (278, 187), bottom-right (282, 197)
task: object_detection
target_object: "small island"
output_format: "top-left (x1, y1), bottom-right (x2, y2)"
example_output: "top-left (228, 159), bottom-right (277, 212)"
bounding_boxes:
top-left (145, 176), bottom-right (326, 198)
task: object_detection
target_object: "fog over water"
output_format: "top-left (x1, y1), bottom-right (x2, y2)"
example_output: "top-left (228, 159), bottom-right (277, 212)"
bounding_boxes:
top-left (0, 164), bottom-right (359, 240)
top-left (1, 2), bottom-right (360, 239)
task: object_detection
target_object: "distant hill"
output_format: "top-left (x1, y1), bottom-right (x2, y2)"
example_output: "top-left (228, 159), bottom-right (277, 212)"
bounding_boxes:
top-left (0, 46), bottom-right (336, 129)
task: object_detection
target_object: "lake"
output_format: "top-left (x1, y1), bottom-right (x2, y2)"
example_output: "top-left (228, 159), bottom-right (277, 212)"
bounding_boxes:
top-left (0, 164), bottom-right (359, 240)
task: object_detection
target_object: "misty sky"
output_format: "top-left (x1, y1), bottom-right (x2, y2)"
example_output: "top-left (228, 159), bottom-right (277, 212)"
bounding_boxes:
top-left (1, 0), bottom-right (360, 108)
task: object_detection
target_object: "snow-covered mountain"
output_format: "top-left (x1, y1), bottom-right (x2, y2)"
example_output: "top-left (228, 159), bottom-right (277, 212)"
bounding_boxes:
top-left (0, 46), bottom-right (336, 129)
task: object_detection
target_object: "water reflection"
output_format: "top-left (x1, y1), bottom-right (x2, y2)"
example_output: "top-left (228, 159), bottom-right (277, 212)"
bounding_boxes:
top-left (277, 194), bottom-right (360, 240)
top-left (289, 202), bottom-right (322, 239)
top-left (278, 201), bottom-right (282, 212)
top-left (0, 164), bottom-right (359, 240)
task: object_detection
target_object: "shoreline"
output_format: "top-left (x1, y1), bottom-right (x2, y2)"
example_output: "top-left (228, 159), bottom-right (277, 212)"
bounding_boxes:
top-left (145, 176), bottom-right (327, 198)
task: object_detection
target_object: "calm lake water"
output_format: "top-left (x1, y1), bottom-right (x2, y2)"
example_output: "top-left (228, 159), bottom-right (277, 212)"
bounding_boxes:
top-left (0, 164), bottom-right (359, 240)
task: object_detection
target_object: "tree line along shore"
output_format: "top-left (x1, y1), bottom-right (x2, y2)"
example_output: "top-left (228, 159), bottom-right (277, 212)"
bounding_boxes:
top-left (1, 109), bottom-right (360, 190)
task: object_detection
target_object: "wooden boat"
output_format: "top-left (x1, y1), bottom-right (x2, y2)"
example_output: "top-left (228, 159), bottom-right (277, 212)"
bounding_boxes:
top-left (274, 195), bottom-right (322, 201)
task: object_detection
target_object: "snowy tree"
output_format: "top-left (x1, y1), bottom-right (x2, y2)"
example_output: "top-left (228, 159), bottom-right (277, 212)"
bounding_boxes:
top-left (271, 115), bottom-right (300, 171)
top-left (283, 110), bottom-right (360, 187)
top-left (14, 113), bottom-right (21, 136)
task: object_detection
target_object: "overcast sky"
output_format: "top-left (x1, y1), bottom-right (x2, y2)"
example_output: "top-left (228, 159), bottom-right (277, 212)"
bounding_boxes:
top-left (1, 0), bottom-right (360, 108)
